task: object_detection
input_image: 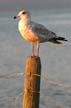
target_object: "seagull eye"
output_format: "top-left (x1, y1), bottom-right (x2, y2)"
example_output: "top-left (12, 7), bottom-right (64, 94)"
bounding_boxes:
top-left (22, 12), bottom-right (26, 14)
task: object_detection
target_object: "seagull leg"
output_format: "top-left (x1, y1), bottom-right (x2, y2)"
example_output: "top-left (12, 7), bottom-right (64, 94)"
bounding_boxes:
top-left (32, 43), bottom-right (35, 56)
top-left (37, 42), bottom-right (40, 57)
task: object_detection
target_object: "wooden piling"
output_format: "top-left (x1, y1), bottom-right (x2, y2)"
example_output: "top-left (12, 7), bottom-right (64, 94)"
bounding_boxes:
top-left (22, 56), bottom-right (41, 108)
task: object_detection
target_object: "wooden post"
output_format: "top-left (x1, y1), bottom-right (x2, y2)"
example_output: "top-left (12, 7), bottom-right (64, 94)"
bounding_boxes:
top-left (22, 56), bottom-right (41, 108)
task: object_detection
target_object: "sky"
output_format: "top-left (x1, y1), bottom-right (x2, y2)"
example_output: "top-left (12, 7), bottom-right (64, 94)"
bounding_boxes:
top-left (0, 0), bottom-right (71, 11)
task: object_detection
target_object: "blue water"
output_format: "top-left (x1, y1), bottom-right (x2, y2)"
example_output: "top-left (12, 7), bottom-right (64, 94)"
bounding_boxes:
top-left (0, 10), bottom-right (71, 108)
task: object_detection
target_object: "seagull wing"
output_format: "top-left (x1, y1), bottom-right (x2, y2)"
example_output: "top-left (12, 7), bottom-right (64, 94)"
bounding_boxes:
top-left (30, 21), bottom-right (67, 44)
top-left (31, 21), bottom-right (57, 42)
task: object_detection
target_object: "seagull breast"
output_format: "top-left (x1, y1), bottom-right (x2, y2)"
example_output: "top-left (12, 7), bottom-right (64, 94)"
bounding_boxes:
top-left (18, 20), bottom-right (39, 42)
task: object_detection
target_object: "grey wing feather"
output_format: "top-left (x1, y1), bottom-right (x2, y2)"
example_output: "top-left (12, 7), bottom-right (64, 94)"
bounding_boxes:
top-left (31, 21), bottom-right (57, 40)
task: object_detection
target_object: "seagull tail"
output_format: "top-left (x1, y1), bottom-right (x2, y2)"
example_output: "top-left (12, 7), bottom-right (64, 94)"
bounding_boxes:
top-left (56, 37), bottom-right (68, 42)
top-left (49, 37), bottom-right (68, 44)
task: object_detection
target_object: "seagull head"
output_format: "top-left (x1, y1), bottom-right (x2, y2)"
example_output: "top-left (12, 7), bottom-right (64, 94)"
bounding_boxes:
top-left (14, 10), bottom-right (30, 20)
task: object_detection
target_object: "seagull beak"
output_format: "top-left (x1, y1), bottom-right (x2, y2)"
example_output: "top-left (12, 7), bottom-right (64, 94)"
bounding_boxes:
top-left (13, 15), bottom-right (19, 19)
top-left (13, 16), bottom-right (17, 19)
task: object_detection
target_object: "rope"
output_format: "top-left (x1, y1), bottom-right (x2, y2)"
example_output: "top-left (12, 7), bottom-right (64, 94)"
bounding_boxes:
top-left (44, 76), bottom-right (71, 88)
top-left (0, 72), bottom-right (23, 79)
top-left (0, 72), bottom-right (71, 88)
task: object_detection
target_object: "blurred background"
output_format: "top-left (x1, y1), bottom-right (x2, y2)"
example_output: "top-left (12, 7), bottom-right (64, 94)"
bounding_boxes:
top-left (0, 0), bottom-right (71, 108)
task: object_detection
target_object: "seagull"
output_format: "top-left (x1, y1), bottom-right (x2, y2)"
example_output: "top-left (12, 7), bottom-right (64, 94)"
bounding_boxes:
top-left (14, 10), bottom-right (68, 56)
